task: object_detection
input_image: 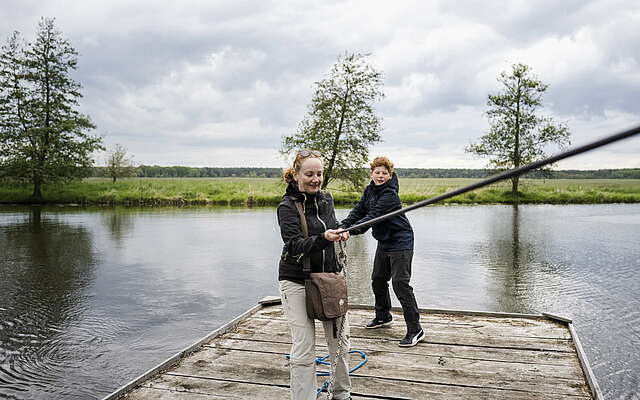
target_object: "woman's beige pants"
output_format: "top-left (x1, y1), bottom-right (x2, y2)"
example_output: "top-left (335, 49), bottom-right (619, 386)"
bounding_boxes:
top-left (279, 280), bottom-right (351, 400)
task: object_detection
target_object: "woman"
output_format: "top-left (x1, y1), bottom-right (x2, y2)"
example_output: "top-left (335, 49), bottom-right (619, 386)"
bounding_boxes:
top-left (277, 150), bottom-right (352, 400)
top-left (340, 156), bottom-right (424, 347)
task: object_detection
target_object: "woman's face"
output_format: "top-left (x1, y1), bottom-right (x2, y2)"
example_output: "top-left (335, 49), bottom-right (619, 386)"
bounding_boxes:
top-left (295, 157), bottom-right (323, 194)
top-left (371, 166), bottom-right (391, 186)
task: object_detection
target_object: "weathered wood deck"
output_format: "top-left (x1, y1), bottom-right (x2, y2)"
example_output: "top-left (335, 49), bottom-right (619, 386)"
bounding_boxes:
top-left (105, 299), bottom-right (600, 399)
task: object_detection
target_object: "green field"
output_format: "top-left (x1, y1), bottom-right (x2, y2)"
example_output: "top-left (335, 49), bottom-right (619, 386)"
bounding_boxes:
top-left (2, 177), bottom-right (639, 206)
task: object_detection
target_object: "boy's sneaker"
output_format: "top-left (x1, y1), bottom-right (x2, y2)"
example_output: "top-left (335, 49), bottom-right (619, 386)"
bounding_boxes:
top-left (365, 316), bottom-right (393, 329)
top-left (399, 329), bottom-right (425, 347)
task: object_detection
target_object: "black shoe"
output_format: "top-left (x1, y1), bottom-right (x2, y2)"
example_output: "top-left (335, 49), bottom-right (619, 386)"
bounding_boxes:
top-left (365, 316), bottom-right (393, 329)
top-left (399, 329), bottom-right (425, 347)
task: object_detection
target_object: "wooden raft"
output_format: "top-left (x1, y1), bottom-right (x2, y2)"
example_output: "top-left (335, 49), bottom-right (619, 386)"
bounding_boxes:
top-left (104, 298), bottom-right (601, 399)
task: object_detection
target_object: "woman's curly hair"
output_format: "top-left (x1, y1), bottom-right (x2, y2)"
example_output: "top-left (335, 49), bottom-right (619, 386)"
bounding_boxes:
top-left (282, 150), bottom-right (322, 183)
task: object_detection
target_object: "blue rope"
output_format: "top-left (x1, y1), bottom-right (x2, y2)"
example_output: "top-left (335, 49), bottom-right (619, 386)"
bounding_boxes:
top-left (286, 350), bottom-right (368, 394)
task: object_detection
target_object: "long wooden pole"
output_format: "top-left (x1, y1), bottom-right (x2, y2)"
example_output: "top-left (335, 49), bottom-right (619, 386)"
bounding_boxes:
top-left (338, 124), bottom-right (640, 234)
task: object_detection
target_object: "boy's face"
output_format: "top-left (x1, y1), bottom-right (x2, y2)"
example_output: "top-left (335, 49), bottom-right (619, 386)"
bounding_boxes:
top-left (371, 166), bottom-right (391, 186)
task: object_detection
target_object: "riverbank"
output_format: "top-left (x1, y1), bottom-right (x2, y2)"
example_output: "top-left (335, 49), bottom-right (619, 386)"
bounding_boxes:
top-left (1, 177), bottom-right (639, 206)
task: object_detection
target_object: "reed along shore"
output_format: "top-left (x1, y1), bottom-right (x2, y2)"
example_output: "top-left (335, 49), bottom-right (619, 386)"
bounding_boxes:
top-left (2, 177), bottom-right (639, 206)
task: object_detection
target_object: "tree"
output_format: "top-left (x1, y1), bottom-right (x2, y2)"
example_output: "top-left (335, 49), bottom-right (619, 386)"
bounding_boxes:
top-left (466, 63), bottom-right (570, 194)
top-left (106, 144), bottom-right (136, 182)
top-left (0, 18), bottom-right (103, 198)
top-left (281, 53), bottom-right (384, 189)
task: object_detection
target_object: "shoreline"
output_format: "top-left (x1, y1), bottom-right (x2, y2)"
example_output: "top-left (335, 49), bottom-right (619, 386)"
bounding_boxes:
top-left (1, 177), bottom-right (639, 207)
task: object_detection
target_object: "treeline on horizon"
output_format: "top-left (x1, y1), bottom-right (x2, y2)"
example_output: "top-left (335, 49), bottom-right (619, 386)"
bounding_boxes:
top-left (91, 166), bottom-right (640, 179)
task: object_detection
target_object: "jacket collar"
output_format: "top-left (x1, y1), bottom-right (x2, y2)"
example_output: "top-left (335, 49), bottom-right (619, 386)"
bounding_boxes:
top-left (284, 181), bottom-right (319, 203)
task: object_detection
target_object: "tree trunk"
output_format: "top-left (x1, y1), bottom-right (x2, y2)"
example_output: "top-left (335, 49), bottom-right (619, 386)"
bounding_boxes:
top-left (512, 78), bottom-right (521, 195)
top-left (322, 134), bottom-right (341, 190)
top-left (113, 176), bottom-right (117, 183)
top-left (322, 89), bottom-right (349, 189)
top-left (32, 178), bottom-right (42, 199)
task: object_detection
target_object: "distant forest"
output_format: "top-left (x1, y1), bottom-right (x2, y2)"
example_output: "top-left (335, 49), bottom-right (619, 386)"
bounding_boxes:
top-left (91, 166), bottom-right (640, 179)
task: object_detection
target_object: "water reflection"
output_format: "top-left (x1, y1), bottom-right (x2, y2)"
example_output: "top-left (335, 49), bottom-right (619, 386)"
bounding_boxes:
top-left (341, 234), bottom-right (374, 305)
top-left (478, 205), bottom-right (538, 312)
top-left (0, 207), bottom-right (96, 399)
top-left (100, 208), bottom-right (135, 246)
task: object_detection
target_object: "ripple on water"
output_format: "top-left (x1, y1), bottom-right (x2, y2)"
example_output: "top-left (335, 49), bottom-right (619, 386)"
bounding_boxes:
top-left (1, 204), bottom-right (639, 399)
top-left (0, 301), bottom-right (131, 399)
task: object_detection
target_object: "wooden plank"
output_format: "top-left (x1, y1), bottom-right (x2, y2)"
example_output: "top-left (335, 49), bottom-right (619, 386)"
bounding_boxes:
top-left (349, 303), bottom-right (549, 320)
top-left (169, 345), bottom-right (591, 397)
top-left (258, 296), bottom-right (282, 306)
top-left (256, 305), bottom-right (552, 326)
top-left (125, 374), bottom-right (290, 400)
top-left (226, 315), bottom-right (575, 353)
top-left (208, 337), bottom-right (585, 380)
top-left (568, 323), bottom-right (602, 399)
top-left (122, 387), bottom-right (226, 399)
top-left (347, 309), bottom-right (571, 339)
top-left (355, 326), bottom-right (573, 352)
top-left (129, 372), bottom-right (591, 400)
top-left (278, 310), bottom-right (571, 343)
top-left (211, 336), bottom-right (578, 367)
top-left (542, 312), bottom-right (573, 324)
top-left (252, 307), bottom-right (572, 339)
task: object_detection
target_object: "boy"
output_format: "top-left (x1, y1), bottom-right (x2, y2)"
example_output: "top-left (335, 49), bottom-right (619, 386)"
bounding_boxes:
top-left (340, 156), bottom-right (424, 347)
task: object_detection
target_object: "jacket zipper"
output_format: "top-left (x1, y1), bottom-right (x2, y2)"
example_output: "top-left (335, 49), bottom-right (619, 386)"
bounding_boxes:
top-left (315, 197), bottom-right (327, 272)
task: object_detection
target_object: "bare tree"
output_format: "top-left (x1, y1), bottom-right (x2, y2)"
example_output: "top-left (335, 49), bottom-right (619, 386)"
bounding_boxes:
top-left (106, 144), bottom-right (136, 182)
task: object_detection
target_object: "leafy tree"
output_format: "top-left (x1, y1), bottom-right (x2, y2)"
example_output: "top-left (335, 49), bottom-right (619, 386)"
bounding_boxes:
top-left (106, 144), bottom-right (136, 182)
top-left (0, 18), bottom-right (103, 198)
top-left (466, 63), bottom-right (570, 193)
top-left (281, 52), bottom-right (384, 189)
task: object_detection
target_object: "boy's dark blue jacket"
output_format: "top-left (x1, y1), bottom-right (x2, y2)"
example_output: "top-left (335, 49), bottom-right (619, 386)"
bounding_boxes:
top-left (340, 173), bottom-right (414, 251)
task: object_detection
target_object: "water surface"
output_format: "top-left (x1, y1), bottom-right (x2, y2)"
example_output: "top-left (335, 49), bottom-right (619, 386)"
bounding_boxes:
top-left (0, 204), bottom-right (638, 399)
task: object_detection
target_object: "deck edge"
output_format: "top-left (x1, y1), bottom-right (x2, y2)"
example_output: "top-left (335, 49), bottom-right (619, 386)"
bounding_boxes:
top-left (349, 303), bottom-right (546, 319)
top-left (568, 322), bottom-right (603, 400)
top-left (100, 298), bottom-right (273, 400)
top-left (542, 312), bottom-right (573, 323)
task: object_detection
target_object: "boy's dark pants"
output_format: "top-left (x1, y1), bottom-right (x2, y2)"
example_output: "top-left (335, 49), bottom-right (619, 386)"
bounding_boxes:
top-left (372, 244), bottom-right (421, 333)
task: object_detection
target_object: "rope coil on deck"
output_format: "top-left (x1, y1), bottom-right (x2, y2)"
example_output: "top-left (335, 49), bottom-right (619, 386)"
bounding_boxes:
top-left (316, 350), bottom-right (368, 394)
top-left (285, 350), bottom-right (369, 394)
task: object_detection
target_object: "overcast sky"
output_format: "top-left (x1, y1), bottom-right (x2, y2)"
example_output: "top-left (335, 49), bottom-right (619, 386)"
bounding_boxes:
top-left (2, 0), bottom-right (639, 169)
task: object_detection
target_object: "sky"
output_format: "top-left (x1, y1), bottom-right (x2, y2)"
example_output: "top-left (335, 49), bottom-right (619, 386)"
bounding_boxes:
top-left (1, 0), bottom-right (639, 169)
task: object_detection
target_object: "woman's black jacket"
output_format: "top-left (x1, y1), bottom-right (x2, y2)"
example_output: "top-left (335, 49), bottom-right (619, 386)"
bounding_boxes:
top-left (340, 173), bottom-right (414, 252)
top-left (277, 182), bottom-right (341, 284)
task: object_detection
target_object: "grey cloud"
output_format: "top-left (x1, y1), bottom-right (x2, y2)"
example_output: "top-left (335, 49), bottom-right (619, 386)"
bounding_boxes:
top-left (1, 0), bottom-right (638, 168)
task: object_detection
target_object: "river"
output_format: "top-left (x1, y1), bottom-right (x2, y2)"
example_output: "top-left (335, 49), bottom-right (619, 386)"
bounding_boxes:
top-left (0, 204), bottom-right (638, 399)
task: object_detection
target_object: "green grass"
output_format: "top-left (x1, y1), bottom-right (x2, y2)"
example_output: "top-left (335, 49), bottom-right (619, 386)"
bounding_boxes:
top-left (1, 177), bottom-right (639, 206)
top-left (396, 178), bottom-right (640, 204)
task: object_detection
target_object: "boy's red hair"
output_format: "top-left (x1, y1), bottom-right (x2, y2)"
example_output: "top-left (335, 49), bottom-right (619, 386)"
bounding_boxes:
top-left (370, 156), bottom-right (394, 173)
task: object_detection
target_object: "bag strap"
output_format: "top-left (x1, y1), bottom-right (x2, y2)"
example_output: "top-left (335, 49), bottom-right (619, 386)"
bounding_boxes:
top-left (294, 202), bottom-right (311, 275)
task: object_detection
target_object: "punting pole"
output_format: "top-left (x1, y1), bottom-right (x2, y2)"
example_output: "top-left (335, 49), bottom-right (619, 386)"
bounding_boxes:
top-left (338, 124), bottom-right (640, 234)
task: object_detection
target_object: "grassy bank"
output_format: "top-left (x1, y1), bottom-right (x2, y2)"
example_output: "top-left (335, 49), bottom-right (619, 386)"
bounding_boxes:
top-left (2, 177), bottom-right (640, 206)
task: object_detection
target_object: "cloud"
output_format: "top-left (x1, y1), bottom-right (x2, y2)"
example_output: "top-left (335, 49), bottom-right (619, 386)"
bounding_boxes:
top-left (1, 0), bottom-right (638, 169)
